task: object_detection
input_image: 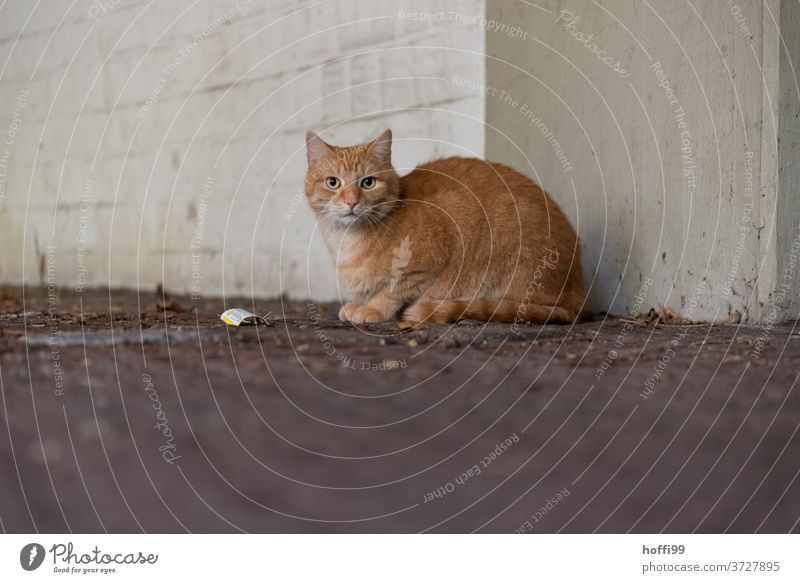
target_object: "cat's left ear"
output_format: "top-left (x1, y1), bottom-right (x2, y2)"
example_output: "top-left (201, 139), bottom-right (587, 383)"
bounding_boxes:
top-left (368, 129), bottom-right (392, 163)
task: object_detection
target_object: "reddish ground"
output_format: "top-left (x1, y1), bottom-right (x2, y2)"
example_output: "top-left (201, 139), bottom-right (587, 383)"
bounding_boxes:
top-left (1, 287), bottom-right (798, 533)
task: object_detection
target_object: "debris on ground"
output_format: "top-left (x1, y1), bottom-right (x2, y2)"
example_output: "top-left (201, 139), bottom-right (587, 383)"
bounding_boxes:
top-left (220, 308), bottom-right (272, 326)
top-left (155, 283), bottom-right (186, 312)
top-left (1, 287), bottom-right (798, 533)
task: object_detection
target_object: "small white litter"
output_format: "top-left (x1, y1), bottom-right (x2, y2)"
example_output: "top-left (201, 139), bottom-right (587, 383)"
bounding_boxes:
top-left (220, 308), bottom-right (270, 326)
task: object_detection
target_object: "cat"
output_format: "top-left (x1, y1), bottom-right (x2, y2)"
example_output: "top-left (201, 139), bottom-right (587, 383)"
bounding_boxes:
top-left (304, 129), bottom-right (586, 325)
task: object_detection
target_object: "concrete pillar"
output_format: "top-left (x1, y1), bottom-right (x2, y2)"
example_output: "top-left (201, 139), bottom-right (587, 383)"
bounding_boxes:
top-left (485, 0), bottom-right (800, 322)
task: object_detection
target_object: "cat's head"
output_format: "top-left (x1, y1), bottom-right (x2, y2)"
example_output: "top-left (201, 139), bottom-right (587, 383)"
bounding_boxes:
top-left (304, 129), bottom-right (400, 227)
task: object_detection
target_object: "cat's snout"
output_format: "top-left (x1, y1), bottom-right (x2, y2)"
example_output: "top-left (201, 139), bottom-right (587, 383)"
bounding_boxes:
top-left (339, 195), bottom-right (361, 216)
top-left (339, 189), bottom-right (360, 214)
top-left (337, 200), bottom-right (361, 222)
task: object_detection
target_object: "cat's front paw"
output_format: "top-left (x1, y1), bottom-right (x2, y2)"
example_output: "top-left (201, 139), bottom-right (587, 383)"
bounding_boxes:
top-left (339, 302), bottom-right (362, 321)
top-left (353, 306), bottom-right (385, 323)
top-left (341, 304), bottom-right (386, 324)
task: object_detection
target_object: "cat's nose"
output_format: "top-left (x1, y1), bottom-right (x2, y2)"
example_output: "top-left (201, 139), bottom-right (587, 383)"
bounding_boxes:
top-left (345, 199), bottom-right (358, 210)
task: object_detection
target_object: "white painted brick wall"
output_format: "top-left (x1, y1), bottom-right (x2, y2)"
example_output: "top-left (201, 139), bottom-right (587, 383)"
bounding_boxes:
top-left (0, 0), bottom-right (486, 301)
top-left (486, 0), bottom-right (800, 322)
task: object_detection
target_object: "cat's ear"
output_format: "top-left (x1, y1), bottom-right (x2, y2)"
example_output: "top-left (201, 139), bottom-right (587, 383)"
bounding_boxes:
top-left (368, 129), bottom-right (392, 163)
top-left (306, 131), bottom-right (332, 165)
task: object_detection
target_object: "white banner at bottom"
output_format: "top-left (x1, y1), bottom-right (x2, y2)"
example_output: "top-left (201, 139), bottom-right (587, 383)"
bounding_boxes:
top-left (0, 534), bottom-right (796, 581)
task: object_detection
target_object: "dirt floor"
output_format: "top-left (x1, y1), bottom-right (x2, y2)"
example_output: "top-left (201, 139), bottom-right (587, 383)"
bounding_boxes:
top-left (0, 286), bottom-right (798, 533)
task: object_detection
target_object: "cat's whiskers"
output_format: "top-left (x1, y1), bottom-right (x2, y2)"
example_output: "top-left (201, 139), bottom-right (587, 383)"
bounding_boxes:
top-left (359, 204), bottom-right (392, 230)
top-left (315, 208), bottom-right (343, 234)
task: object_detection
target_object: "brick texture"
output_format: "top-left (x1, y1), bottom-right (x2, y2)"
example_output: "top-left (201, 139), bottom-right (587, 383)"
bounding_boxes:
top-left (0, 0), bottom-right (486, 301)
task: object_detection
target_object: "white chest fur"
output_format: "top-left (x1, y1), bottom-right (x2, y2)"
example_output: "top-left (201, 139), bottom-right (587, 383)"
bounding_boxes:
top-left (320, 225), bottom-right (379, 297)
top-left (322, 226), bottom-right (358, 267)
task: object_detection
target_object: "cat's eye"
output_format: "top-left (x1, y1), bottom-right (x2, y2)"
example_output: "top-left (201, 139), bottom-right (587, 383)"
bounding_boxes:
top-left (360, 176), bottom-right (376, 189)
top-left (325, 177), bottom-right (340, 189)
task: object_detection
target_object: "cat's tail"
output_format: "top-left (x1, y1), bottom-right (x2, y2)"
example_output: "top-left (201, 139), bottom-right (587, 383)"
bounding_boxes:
top-left (403, 298), bottom-right (580, 325)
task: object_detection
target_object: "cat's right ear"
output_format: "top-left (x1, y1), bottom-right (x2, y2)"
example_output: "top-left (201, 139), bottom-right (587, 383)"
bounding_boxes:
top-left (368, 129), bottom-right (392, 163)
top-left (306, 131), bottom-right (331, 165)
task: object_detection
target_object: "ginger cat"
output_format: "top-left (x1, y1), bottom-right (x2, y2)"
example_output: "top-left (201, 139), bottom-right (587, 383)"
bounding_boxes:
top-left (304, 129), bottom-right (585, 325)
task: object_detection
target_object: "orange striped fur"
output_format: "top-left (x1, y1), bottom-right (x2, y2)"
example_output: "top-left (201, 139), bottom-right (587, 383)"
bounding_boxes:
top-left (304, 129), bottom-right (585, 326)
